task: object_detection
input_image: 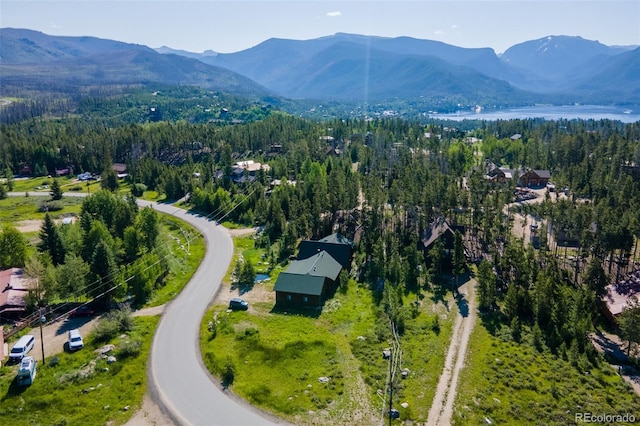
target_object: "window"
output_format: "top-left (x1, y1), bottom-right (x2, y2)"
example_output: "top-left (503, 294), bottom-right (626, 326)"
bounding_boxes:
top-left (287, 294), bottom-right (292, 301)
top-left (303, 296), bottom-right (308, 303)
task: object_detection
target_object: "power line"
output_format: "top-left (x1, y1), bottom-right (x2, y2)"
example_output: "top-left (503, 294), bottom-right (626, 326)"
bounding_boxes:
top-left (12, 181), bottom-right (261, 331)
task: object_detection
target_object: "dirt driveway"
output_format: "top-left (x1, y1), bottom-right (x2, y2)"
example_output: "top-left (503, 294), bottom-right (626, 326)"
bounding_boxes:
top-left (426, 277), bottom-right (477, 426)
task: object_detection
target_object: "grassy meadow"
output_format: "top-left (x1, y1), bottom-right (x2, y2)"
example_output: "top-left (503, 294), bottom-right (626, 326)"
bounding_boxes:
top-left (200, 235), bottom-right (459, 424)
top-left (453, 321), bottom-right (640, 425)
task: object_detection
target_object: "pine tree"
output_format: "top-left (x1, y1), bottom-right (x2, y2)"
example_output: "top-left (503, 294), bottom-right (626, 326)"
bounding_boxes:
top-left (50, 179), bottom-right (63, 200)
top-left (39, 213), bottom-right (65, 265)
top-left (619, 297), bottom-right (640, 358)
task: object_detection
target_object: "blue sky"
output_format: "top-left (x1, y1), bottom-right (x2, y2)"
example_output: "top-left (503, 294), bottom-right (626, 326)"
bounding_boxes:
top-left (2, 1), bottom-right (639, 54)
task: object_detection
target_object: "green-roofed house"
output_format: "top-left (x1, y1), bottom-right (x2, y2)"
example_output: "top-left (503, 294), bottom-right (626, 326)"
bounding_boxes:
top-left (274, 250), bottom-right (343, 307)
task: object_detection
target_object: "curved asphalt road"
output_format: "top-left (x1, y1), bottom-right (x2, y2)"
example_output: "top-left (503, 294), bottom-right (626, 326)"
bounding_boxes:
top-left (136, 201), bottom-right (276, 426)
top-left (9, 192), bottom-right (275, 425)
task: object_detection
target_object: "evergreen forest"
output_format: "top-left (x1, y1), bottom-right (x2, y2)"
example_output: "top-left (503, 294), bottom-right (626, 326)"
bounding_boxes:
top-left (1, 92), bottom-right (640, 422)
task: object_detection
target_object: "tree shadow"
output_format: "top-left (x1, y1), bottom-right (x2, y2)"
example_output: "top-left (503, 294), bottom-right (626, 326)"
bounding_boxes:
top-left (478, 309), bottom-right (504, 336)
top-left (429, 273), bottom-right (451, 311)
top-left (54, 316), bottom-right (94, 336)
top-left (591, 329), bottom-right (630, 364)
top-left (230, 282), bottom-right (255, 295)
top-left (455, 292), bottom-right (469, 318)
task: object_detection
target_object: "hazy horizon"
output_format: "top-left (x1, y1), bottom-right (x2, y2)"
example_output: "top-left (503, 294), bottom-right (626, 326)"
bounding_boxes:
top-left (1, 1), bottom-right (639, 55)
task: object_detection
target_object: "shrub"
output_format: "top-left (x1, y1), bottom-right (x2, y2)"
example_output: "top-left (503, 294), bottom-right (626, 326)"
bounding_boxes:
top-left (93, 318), bottom-right (121, 343)
top-left (222, 357), bottom-right (235, 387)
top-left (118, 339), bottom-right (142, 358)
top-left (93, 307), bottom-right (134, 342)
top-left (48, 355), bottom-right (60, 367)
top-left (131, 183), bottom-right (147, 197)
top-left (39, 200), bottom-right (63, 211)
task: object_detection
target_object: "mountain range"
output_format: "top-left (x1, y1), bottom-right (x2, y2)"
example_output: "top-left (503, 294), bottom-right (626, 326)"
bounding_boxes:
top-left (1, 28), bottom-right (638, 108)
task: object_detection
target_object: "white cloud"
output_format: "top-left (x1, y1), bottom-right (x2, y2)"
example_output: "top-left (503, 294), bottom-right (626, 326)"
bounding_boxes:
top-left (434, 30), bottom-right (445, 36)
top-left (326, 11), bottom-right (342, 17)
top-left (451, 24), bottom-right (460, 30)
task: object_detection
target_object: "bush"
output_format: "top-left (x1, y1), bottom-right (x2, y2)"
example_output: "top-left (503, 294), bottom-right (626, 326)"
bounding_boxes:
top-left (39, 200), bottom-right (63, 212)
top-left (93, 318), bottom-right (121, 343)
top-left (118, 339), bottom-right (142, 358)
top-left (222, 357), bottom-right (235, 387)
top-left (110, 306), bottom-right (134, 332)
top-left (93, 307), bottom-right (134, 342)
top-left (131, 183), bottom-right (147, 197)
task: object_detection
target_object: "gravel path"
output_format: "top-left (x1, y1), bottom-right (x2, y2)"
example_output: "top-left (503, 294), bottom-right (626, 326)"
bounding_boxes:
top-left (426, 278), bottom-right (477, 426)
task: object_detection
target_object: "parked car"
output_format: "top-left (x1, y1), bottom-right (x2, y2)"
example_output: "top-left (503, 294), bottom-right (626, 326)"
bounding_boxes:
top-left (9, 334), bottom-right (35, 363)
top-left (229, 298), bottom-right (249, 311)
top-left (69, 305), bottom-right (94, 318)
top-left (67, 329), bottom-right (84, 351)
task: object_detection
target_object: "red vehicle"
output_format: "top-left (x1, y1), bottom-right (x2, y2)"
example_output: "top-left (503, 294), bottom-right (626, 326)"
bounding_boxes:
top-left (69, 305), bottom-right (95, 318)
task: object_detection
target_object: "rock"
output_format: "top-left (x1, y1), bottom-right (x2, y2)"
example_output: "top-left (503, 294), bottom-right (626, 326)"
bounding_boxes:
top-left (485, 417), bottom-right (493, 424)
top-left (103, 405), bottom-right (110, 410)
top-left (103, 368), bottom-right (109, 372)
top-left (107, 356), bottom-right (117, 364)
top-left (401, 402), bottom-right (409, 408)
top-left (356, 335), bottom-right (366, 340)
top-left (124, 405), bottom-right (130, 411)
top-left (318, 376), bottom-right (330, 383)
top-left (95, 344), bottom-right (116, 355)
top-left (493, 398), bottom-right (500, 404)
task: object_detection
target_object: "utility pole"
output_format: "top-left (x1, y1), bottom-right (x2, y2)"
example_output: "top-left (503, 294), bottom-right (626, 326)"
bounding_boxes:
top-left (388, 347), bottom-right (393, 426)
top-left (39, 312), bottom-right (46, 365)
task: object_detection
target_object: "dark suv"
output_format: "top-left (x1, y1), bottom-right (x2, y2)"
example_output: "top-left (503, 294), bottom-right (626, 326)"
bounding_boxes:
top-left (229, 298), bottom-right (249, 311)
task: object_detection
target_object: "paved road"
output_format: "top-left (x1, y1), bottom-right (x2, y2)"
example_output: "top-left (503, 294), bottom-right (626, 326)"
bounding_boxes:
top-left (136, 201), bottom-right (276, 426)
top-left (9, 193), bottom-right (276, 425)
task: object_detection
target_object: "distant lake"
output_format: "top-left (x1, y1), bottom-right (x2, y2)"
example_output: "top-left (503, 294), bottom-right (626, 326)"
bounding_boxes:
top-left (433, 105), bottom-right (640, 123)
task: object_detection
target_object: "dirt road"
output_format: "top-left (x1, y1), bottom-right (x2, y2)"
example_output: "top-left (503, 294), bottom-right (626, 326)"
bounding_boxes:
top-left (426, 277), bottom-right (477, 426)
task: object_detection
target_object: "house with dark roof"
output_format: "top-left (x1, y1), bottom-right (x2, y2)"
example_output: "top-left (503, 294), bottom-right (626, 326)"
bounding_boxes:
top-left (518, 169), bottom-right (550, 188)
top-left (274, 251), bottom-right (343, 307)
top-left (420, 217), bottom-right (468, 265)
top-left (483, 163), bottom-right (550, 188)
top-left (297, 233), bottom-right (354, 270)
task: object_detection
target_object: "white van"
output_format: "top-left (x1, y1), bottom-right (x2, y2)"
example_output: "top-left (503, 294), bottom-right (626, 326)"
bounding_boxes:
top-left (9, 334), bottom-right (35, 363)
top-left (16, 356), bottom-right (37, 386)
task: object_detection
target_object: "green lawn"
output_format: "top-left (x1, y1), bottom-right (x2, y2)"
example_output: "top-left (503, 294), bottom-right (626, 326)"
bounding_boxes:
top-left (453, 322), bottom-right (640, 425)
top-left (201, 236), bottom-right (459, 424)
top-left (0, 196), bottom-right (84, 223)
top-left (143, 214), bottom-right (206, 307)
top-left (0, 316), bottom-right (159, 426)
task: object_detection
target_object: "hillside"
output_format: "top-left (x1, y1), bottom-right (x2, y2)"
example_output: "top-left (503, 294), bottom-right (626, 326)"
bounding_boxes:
top-left (1, 28), bottom-right (639, 108)
top-left (0, 28), bottom-right (270, 98)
